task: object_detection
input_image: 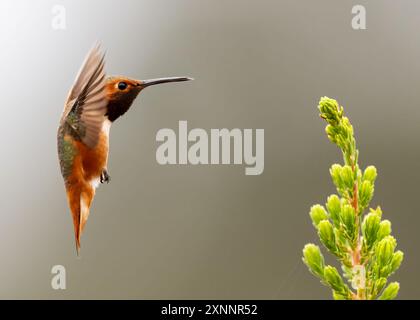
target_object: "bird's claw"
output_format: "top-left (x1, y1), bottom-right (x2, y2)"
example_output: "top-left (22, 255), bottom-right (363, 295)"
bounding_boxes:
top-left (100, 169), bottom-right (111, 184)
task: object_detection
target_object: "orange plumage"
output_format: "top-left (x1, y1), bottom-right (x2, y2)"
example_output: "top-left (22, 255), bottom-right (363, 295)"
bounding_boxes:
top-left (63, 131), bottom-right (108, 251)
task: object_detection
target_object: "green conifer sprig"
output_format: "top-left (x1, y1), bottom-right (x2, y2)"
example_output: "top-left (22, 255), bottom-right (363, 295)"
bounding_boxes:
top-left (302, 97), bottom-right (403, 300)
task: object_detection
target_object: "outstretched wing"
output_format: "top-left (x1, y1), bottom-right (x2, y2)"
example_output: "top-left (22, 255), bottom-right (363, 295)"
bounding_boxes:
top-left (60, 45), bottom-right (107, 148)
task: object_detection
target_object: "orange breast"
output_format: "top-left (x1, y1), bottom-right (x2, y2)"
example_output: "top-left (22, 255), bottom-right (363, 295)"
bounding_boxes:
top-left (74, 131), bottom-right (109, 182)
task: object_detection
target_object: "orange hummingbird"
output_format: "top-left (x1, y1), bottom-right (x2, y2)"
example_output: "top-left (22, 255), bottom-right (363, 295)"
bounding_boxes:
top-left (57, 45), bottom-right (192, 254)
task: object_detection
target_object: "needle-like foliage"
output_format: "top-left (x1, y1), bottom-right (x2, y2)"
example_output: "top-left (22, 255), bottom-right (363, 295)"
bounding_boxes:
top-left (302, 97), bottom-right (403, 300)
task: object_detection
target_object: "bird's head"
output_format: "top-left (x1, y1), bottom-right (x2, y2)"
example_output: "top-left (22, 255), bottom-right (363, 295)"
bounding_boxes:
top-left (105, 76), bottom-right (192, 122)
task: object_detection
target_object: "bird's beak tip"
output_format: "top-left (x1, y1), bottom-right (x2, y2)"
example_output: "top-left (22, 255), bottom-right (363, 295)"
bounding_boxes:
top-left (140, 76), bottom-right (194, 87)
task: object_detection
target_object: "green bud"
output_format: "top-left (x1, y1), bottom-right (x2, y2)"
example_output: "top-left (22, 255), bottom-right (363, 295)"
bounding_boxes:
top-left (390, 251), bottom-right (404, 274)
top-left (379, 282), bottom-right (400, 300)
top-left (326, 195), bottom-right (341, 226)
top-left (318, 97), bottom-right (342, 126)
top-left (376, 236), bottom-right (396, 267)
top-left (309, 205), bottom-right (328, 228)
top-left (370, 206), bottom-right (383, 218)
top-left (324, 265), bottom-right (347, 294)
top-left (362, 212), bottom-right (381, 249)
top-left (329, 164), bottom-right (356, 195)
top-left (341, 165), bottom-right (354, 190)
top-left (330, 164), bottom-right (344, 190)
top-left (359, 180), bottom-right (374, 209)
top-left (318, 220), bottom-right (337, 253)
top-left (302, 244), bottom-right (325, 279)
top-left (340, 204), bottom-right (356, 243)
top-left (374, 278), bottom-right (387, 298)
top-left (377, 220), bottom-right (391, 241)
top-left (363, 166), bottom-right (377, 183)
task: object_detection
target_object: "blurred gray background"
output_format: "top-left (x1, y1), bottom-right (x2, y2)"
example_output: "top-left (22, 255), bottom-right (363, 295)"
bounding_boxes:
top-left (0, 0), bottom-right (418, 299)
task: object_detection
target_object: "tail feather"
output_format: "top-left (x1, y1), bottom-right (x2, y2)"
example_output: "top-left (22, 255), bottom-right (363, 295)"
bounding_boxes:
top-left (75, 236), bottom-right (81, 256)
top-left (66, 183), bottom-right (94, 255)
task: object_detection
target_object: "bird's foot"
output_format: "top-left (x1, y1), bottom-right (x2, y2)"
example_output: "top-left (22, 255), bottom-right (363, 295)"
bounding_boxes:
top-left (100, 169), bottom-right (111, 184)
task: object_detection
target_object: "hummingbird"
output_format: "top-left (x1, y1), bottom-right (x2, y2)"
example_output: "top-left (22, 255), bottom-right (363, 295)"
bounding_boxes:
top-left (57, 45), bottom-right (192, 254)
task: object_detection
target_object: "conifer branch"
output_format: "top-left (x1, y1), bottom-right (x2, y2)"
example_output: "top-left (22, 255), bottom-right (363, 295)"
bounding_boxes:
top-left (302, 97), bottom-right (403, 300)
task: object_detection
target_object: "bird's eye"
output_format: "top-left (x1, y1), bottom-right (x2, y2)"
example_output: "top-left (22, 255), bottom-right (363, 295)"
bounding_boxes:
top-left (118, 82), bottom-right (127, 90)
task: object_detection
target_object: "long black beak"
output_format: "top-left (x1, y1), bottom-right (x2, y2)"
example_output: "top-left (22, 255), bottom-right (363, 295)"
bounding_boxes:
top-left (141, 77), bottom-right (193, 87)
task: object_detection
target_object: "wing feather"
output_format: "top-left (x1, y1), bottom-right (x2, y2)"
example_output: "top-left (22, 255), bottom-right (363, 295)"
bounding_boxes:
top-left (60, 45), bottom-right (108, 148)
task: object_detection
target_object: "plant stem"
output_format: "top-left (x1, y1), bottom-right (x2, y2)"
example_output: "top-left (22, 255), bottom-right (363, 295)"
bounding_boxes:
top-left (349, 154), bottom-right (365, 299)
